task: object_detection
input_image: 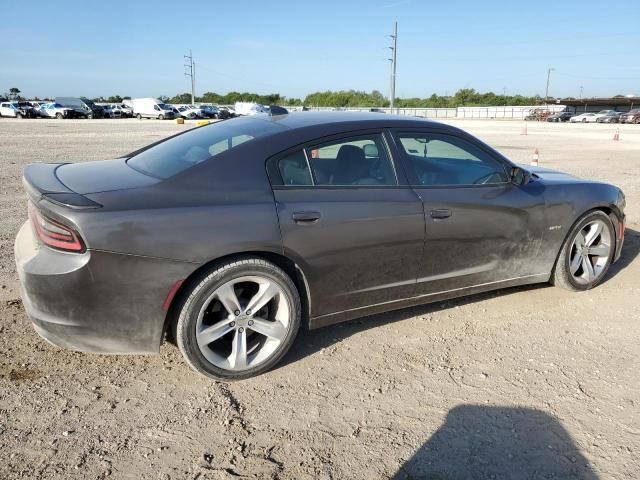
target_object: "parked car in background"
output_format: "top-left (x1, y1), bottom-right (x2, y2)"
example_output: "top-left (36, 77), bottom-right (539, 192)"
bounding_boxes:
top-left (30, 102), bottom-right (47, 117)
top-left (593, 110), bottom-right (616, 122)
top-left (217, 106), bottom-right (233, 119)
top-left (131, 98), bottom-right (176, 120)
top-left (524, 108), bottom-right (552, 121)
top-left (16, 102), bottom-right (38, 118)
top-left (569, 112), bottom-right (598, 123)
top-left (55, 97), bottom-right (104, 119)
top-left (596, 111), bottom-right (621, 123)
top-left (619, 109), bottom-right (640, 124)
top-left (267, 105), bottom-right (289, 116)
top-left (199, 105), bottom-right (219, 119)
top-left (0, 102), bottom-right (36, 118)
top-left (113, 104), bottom-right (133, 117)
top-left (547, 111), bottom-right (574, 122)
top-left (102, 105), bottom-right (123, 118)
top-left (39, 102), bottom-right (75, 119)
top-left (234, 102), bottom-right (270, 118)
top-left (176, 105), bottom-right (201, 119)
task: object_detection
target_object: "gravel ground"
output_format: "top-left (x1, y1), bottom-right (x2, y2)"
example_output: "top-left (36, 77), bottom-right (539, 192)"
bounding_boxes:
top-left (0, 118), bottom-right (639, 479)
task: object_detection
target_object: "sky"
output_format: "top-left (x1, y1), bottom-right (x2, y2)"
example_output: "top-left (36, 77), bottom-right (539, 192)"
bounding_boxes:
top-left (2, 0), bottom-right (639, 100)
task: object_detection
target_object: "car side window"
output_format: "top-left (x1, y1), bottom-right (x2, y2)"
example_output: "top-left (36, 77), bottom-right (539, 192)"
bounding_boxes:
top-left (397, 133), bottom-right (508, 186)
top-left (305, 134), bottom-right (396, 186)
top-left (278, 150), bottom-right (313, 186)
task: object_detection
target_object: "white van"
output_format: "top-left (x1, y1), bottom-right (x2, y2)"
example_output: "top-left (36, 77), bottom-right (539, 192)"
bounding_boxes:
top-left (131, 98), bottom-right (175, 120)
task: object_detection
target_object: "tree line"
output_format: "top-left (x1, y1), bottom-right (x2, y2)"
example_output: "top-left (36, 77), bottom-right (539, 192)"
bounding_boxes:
top-left (5, 86), bottom-right (573, 107)
top-left (152, 89), bottom-right (546, 107)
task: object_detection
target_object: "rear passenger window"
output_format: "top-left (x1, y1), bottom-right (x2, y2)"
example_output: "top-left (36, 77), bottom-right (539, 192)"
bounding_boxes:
top-left (278, 150), bottom-right (312, 186)
top-left (306, 134), bottom-right (396, 186)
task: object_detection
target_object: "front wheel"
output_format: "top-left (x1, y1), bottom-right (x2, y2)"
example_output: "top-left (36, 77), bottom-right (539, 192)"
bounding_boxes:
top-left (175, 258), bottom-right (301, 381)
top-left (55, 113), bottom-right (63, 119)
top-left (552, 211), bottom-right (615, 291)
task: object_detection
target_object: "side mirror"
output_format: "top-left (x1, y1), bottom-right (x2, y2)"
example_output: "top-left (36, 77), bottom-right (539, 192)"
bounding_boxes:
top-left (510, 166), bottom-right (532, 185)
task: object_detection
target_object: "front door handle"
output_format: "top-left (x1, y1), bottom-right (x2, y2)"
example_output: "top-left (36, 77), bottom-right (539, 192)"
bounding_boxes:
top-left (429, 208), bottom-right (452, 220)
top-left (292, 211), bottom-right (321, 224)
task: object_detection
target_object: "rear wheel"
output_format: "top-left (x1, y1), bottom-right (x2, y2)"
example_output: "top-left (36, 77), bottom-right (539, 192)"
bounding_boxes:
top-left (137, 113), bottom-right (142, 120)
top-left (175, 258), bottom-right (301, 380)
top-left (16, 113), bottom-right (23, 119)
top-left (55, 113), bottom-right (63, 119)
top-left (552, 211), bottom-right (615, 291)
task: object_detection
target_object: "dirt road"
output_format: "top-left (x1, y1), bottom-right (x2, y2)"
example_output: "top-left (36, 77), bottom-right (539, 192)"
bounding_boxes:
top-left (1, 118), bottom-right (638, 479)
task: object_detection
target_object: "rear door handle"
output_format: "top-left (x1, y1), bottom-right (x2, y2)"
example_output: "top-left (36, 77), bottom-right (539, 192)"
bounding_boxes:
top-left (429, 208), bottom-right (452, 220)
top-left (292, 211), bottom-right (321, 223)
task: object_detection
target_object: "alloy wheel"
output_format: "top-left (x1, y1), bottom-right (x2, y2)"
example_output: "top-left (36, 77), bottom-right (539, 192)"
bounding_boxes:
top-left (195, 275), bottom-right (291, 371)
top-left (568, 219), bottom-right (612, 285)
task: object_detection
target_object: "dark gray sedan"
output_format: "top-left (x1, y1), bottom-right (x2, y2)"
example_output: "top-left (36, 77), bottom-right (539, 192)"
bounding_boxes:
top-left (15, 113), bottom-right (626, 380)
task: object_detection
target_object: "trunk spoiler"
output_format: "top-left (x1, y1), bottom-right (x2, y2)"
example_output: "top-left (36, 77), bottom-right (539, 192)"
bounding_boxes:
top-left (23, 163), bottom-right (102, 209)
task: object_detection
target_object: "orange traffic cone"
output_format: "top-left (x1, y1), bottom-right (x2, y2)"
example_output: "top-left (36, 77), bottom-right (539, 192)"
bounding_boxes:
top-left (613, 128), bottom-right (620, 141)
top-left (531, 148), bottom-right (539, 167)
top-left (521, 124), bottom-right (528, 135)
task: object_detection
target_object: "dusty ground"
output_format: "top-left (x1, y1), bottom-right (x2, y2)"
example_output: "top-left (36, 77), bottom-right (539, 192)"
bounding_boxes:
top-left (0, 118), bottom-right (639, 479)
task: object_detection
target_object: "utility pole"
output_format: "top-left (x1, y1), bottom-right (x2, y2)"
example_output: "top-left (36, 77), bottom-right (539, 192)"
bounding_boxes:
top-left (545, 67), bottom-right (555, 104)
top-left (579, 85), bottom-right (583, 100)
top-left (184, 50), bottom-right (195, 105)
top-left (388, 22), bottom-right (397, 113)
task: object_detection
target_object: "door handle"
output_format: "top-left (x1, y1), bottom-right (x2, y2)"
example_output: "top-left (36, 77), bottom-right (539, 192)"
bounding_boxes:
top-left (429, 208), bottom-right (452, 220)
top-left (292, 211), bottom-right (321, 223)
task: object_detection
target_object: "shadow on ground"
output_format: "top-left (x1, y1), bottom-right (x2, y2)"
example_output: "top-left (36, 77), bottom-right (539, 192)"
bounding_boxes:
top-left (605, 227), bottom-right (639, 282)
top-left (280, 228), bottom-right (639, 369)
top-left (280, 283), bottom-right (546, 369)
top-left (393, 405), bottom-right (598, 480)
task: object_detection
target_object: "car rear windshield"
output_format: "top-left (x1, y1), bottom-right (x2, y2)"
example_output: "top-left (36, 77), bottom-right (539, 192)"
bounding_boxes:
top-left (127, 117), bottom-right (285, 179)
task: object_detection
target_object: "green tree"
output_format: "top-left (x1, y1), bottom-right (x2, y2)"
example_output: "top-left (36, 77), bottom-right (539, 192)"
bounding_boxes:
top-left (8, 87), bottom-right (23, 100)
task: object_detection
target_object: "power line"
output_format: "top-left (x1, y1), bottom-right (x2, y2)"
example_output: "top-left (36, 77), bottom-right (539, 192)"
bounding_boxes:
top-left (184, 50), bottom-right (195, 104)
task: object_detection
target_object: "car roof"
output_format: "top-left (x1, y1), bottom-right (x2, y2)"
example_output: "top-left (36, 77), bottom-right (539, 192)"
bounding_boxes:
top-left (257, 111), bottom-right (442, 130)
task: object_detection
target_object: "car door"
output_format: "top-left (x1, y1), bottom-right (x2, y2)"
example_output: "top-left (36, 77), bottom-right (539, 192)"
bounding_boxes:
top-left (390, 128), bottom-right (546, 297)
top-left (269, 131), bottom-right (425, 320)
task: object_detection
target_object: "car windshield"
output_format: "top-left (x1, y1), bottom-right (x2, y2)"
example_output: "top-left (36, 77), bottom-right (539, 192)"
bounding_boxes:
top-left (157, 103), bottom-right (172, 110)
top-left (127, 117), bottom-right (287, 179)
top-left (53, 103), bottom-right (64, 108)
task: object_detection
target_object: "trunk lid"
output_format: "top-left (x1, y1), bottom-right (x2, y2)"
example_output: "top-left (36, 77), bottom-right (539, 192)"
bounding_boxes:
top-left (23, 159), bottom-right (159, 209)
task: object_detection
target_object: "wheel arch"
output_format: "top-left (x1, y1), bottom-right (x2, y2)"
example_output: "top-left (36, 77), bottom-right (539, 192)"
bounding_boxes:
top-left (551, 205), bottom-right (619, 276)
top-left (162, 250), bottom-right (311, 344)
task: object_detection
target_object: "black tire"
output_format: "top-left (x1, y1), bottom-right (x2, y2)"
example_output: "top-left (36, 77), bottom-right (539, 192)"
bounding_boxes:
top-left (55, 113), bottom-right (63, 119)
top-left (16, 113), bottom-right (23, 119)
top-left (175, 258), bottom-right (301, 381)
top-left (158, 114), bottom-right (164, 120)
top-left (551, 210), bottom-right (615, 291)
top-left (137, 113), bottom-right (142, 120)
top-left (582, 118), bottom-right (587, 123)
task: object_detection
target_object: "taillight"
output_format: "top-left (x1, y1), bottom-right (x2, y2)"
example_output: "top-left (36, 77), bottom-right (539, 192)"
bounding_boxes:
top-left (28, 203), bottom-right (85, 252)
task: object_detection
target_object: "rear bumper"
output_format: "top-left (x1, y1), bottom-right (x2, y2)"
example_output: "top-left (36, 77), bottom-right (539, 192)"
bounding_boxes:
top-left (15, 221), bottom-right (196, 354)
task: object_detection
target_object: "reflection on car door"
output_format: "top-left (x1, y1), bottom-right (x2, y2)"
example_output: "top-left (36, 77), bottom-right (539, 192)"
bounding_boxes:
top-left (391, 129), bottom-right (547, 297)
top-left (270, 131), bottom-right (425, 323)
